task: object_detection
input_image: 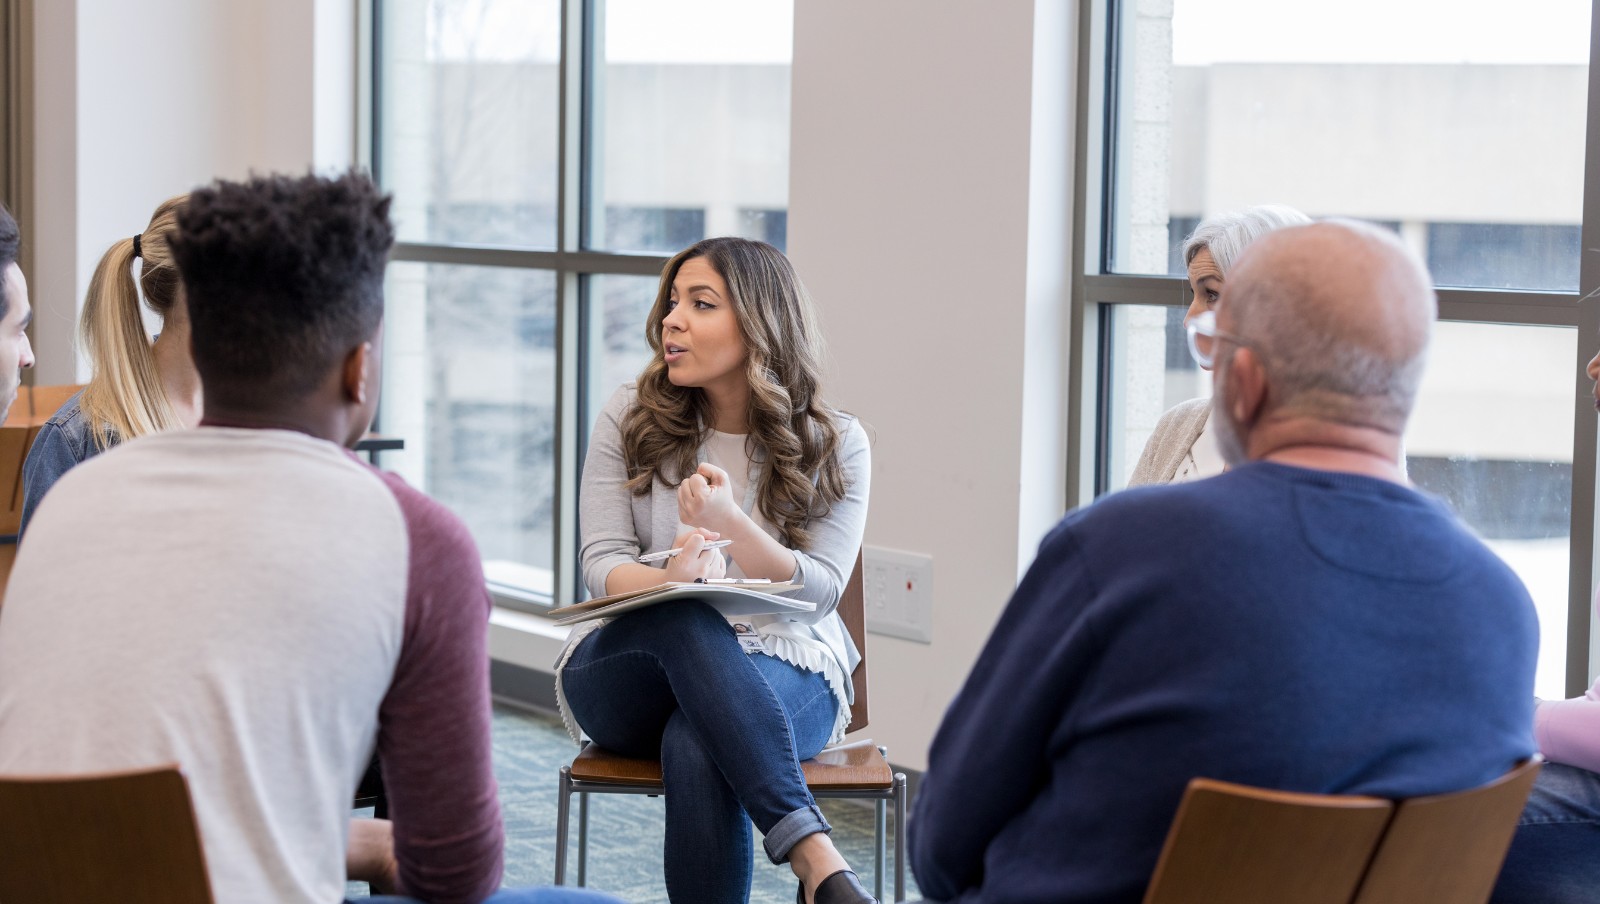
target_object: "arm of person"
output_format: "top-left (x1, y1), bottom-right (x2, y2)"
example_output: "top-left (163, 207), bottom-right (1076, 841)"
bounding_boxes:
top-left (678, 465), bottom-right (797, 580)
top-left (19, 421), bottom-right (88, 538)
top-left (678, 417), bottom-right (870, 614)
top-left (372, 473), bottom-right (504, 904)
top-left (602, 529), bottom-right (728, 594)
top-left (579, 385), bottom-right (680, 597)
top-left (910, 518), bottom-right (1103, 901)
top-left (345, 818), bottom-right (399, 895)
top-left (1534, 688), bottom-right (1600, 774)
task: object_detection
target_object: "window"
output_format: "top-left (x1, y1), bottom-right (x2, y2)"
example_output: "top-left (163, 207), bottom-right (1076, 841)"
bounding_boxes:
top-left (372, 0), bottom-right (795, 609)
top-left (1073, 0), bottom-right (1599, 699)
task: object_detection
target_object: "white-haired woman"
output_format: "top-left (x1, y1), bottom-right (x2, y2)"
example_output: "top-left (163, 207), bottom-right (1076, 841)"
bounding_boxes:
top-left (1127, 204), bottom-right (1311, 486)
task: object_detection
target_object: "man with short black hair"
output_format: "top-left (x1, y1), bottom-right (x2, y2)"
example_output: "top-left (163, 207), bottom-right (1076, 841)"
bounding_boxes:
top-left (0, 172), bottom-right (613, 904)
top-left (0, 202), bottom-right (37, 420)
top-left (910, 221), bottom-right (1539, 904)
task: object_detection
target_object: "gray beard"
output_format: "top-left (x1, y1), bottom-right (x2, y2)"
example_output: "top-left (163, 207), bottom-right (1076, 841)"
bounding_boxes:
top-left (1211, 390), bottom-right (1248, 468)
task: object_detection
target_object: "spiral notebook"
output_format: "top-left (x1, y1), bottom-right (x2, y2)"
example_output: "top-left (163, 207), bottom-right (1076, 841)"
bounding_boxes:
top-left (553, 580), bottom-right (812, 626)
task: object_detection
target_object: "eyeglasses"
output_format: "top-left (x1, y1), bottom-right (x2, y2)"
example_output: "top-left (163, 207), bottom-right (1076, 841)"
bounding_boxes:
top-left (1186, 309), bottom-right (1255, 369)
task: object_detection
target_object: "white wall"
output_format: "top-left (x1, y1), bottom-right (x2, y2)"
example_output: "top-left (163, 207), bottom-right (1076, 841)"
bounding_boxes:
top-left (788, 1), bottom-right (1075, 771)
top-left (30, 0), bottom-right (357, 384)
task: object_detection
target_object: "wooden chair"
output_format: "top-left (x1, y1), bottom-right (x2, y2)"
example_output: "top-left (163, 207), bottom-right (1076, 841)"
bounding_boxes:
top-left (554, 553), bottom-right (910, 901)
top-left (1142, 779), bottom-right (1395, 904)
top-left (1143, 758), bottom-right (1542, 904)
top-left (0, 383), bottom-right (83, 595)
top-left (0, 764), bottom-right (214, 904)
top-left (1351, 756), bottom-right (1542, 904)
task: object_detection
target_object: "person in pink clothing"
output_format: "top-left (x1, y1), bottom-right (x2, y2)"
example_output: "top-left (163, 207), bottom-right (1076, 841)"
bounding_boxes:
top-left (1491, 347), bottom-right (1600, 903)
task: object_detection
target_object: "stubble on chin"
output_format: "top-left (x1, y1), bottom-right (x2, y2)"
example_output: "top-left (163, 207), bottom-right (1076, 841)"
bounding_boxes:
top-left (1211, 392), bottom-right (1247, 468)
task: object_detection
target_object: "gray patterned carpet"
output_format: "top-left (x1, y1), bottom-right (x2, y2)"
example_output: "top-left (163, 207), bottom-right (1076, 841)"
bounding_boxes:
top-left (353, 703), bottom-right (919, 903)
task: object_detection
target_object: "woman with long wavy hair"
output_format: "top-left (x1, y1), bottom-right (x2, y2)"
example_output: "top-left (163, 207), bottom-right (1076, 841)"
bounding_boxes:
top-left (556, 237), bottom-right (874, 904)
top-left (20, 195), bottom-right (202, 535)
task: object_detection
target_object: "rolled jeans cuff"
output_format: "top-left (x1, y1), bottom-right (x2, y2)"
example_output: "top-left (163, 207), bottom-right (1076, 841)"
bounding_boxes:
top-left (763, 803), bottom-right (831, 864)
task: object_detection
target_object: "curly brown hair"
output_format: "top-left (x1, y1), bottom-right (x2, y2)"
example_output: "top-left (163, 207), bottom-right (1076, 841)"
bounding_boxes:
top-left (621, 237), bottom-right (847, 549)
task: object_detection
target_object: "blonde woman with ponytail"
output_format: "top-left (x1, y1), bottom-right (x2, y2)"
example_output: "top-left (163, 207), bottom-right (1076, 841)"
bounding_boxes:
top-left (20, 195), bottom-right (199, 535)
top-left (556, 238), bottom-right (876, 904)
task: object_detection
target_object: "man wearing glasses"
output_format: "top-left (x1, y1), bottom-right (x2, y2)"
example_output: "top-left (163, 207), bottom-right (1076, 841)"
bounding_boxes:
top-left (910, 220), bottom-right (1538, 904)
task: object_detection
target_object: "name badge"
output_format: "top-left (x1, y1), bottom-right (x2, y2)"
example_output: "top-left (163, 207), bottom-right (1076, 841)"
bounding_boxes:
top-left (733, 623), bottom-right (764, 654)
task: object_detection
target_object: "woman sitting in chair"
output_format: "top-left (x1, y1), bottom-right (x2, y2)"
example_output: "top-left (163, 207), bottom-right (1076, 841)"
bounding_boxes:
top-left (20, 194), bottom-right (201, 535)
top-left (556, 237), bottom-right (873, 904)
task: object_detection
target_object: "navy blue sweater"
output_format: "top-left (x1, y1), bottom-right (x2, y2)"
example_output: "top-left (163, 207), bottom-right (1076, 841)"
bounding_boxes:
top-left (911, 462), bottom-right (1538, 904)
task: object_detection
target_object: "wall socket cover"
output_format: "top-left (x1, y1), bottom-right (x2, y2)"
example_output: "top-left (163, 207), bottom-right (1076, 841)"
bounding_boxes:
top-left (862, 545), bottom-right (933, 644)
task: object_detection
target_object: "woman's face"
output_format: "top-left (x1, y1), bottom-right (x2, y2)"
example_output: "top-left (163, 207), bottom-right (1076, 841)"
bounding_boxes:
top-left (1587, 348), bottom-right (1600, 411)
top-left (1184, 247), bottom-right (1225, 372)
top-left (661, 256), bottom-right (748, 395)
top-left (1185, 247), bottom-right (1224, 325)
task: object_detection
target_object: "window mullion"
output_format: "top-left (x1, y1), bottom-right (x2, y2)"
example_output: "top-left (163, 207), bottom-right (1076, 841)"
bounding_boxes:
top-left (552, 0), bottom-right (590, 607)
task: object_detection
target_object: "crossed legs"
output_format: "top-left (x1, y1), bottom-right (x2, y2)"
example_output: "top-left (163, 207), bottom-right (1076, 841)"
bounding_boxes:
top-left (562, 601), bottom-right (841, 903)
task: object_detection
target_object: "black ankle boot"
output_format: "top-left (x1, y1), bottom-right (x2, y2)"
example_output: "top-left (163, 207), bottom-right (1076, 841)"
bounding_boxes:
top-left (798, 868), bottom-right (877, 904)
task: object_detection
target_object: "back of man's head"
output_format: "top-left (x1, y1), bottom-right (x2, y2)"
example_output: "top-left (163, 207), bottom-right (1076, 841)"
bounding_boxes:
top-left (1222, 220), bottom-right (1435, 435)
top-left (0, 202), bottom-right (19, 319)
top-left (170, 171), bottom-right (394, 412)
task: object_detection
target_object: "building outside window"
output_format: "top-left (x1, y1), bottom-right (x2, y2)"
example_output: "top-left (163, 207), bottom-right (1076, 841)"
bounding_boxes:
top-left (372, 0), bottom-right (794, 608)
top-left (1076, 0), bottom-right (1597, 699)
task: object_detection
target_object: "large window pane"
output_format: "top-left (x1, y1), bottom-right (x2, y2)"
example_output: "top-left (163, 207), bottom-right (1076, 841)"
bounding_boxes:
top-left (378, 0), bottom-right (561, 247)
top-left (383, 263), bottom-right (558, 570)
top-left (586, 274), bottom-right (659, 430)
top-left (1103, 309), bottom-right (1576, 698)
top-left (1102, 305), bottom-right (1209, 491)
top-left (587, 0), bottom-right (792, 252)
top-left (1406, 322), bottom-right (1576, 700)
top-left (1109, 0), bottom-right (1589, 290)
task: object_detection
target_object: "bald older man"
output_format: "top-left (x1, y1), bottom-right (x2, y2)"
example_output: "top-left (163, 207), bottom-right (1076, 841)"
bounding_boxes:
top-left (910, 221), bottom-right (1538, 904)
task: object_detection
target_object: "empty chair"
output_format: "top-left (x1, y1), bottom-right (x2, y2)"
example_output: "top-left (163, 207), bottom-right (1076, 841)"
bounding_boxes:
top-left (0, 764), bottom-right (213, 904)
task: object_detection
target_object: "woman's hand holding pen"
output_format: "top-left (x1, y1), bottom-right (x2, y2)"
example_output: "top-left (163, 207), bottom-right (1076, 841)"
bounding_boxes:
top-left (678, 463), bottom-right (744, 534)
top-left (662, 530), bottom-right (728, 583)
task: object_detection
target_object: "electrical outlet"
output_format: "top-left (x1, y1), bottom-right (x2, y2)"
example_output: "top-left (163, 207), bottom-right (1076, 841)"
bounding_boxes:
top-left (863, 545), bottom-right (933, 644)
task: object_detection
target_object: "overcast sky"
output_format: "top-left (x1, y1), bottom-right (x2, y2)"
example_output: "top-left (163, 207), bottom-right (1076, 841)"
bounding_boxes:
top-left (427, 0), bottom-right (1586, 66)
top-left (1173, 0), bottom-right (1589, 65)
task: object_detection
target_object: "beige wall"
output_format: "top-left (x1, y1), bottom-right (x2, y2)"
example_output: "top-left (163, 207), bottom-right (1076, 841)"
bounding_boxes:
top-left (30, 0), bottom-right (356, 385)
top-left (788, 0), bottom-right (1074, 771)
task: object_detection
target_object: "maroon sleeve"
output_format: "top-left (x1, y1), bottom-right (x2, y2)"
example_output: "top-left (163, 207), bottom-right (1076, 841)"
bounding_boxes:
top-left (372, 467), bottom-right (504, 904)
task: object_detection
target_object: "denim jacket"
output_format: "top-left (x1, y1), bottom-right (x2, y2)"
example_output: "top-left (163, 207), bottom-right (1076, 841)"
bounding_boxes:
top-left (20, 390), bottom-right (111, 538)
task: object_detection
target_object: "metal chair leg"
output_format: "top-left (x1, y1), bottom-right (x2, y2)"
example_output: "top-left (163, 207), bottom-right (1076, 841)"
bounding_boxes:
top-left (874, 797), bottom-right (887, 902)
top-left (577, 790), bottom-right (589, 887)
top-left (554, 767), bottom-right (571, 885)
top-left (893, 772), bottom-right (908, 902)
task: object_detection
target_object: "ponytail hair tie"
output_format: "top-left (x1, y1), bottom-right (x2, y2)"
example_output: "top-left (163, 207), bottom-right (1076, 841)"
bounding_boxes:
top-left (132, 234), bottom-right (142, 259)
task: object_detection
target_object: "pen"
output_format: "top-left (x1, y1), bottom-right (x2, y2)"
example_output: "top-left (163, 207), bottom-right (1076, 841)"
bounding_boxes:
top-left (637, 538), bottom-right (733, 563)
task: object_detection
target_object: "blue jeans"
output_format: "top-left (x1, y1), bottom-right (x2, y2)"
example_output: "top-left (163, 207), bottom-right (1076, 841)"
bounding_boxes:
top-left (562, 601), bottom-right (839, 904)
top-left (361, 891), bottom-right (621, 903)
top-left (1492, 762), bottom-right (1600, 902)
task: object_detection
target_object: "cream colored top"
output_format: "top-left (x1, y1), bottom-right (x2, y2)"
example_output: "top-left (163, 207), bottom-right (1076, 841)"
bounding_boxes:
top-left (1172, 420), bottom-right (1225, 482)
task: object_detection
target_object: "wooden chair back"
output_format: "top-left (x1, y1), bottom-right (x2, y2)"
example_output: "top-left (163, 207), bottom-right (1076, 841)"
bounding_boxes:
top-left (1351, 757), bottom-right (1542, 904)
top-left (839, 550), bottom-right (868, 732)
top-left (0, 764), bottom-right (214, 903)
top-left (0, 383), bottom-right (83, 536)
top-left (1142, 778), bottom-right (1394, 904)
